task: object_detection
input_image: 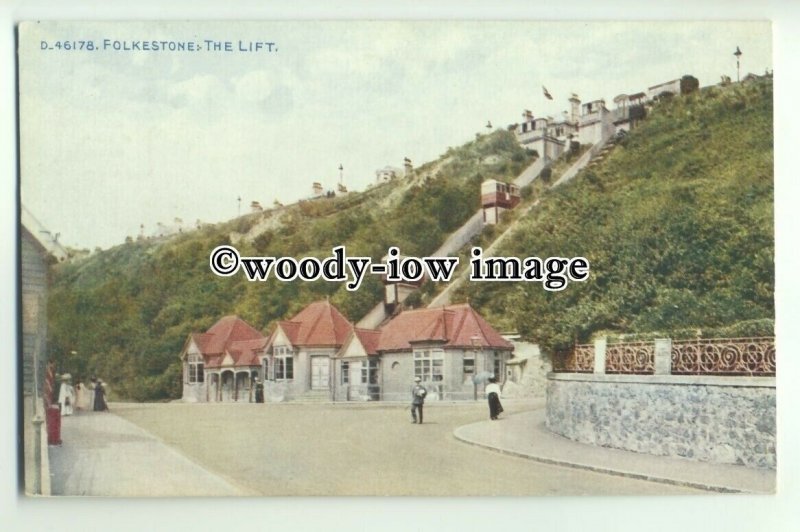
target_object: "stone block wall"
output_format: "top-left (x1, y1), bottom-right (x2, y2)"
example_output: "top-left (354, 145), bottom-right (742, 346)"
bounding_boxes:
top-left (546, 373), bottom-right (776, 469)
top-left (182, 382), bottom-right (206, 402)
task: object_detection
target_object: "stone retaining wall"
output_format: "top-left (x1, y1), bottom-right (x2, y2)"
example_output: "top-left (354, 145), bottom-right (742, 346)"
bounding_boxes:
top-left (546, 373), bottom-right (776, 469)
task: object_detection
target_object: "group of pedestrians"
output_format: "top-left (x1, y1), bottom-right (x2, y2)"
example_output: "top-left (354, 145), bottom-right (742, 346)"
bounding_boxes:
top-left (409, 375), bottom-right (504, 424)
top-left (57, 375), bottom-right (109, 416)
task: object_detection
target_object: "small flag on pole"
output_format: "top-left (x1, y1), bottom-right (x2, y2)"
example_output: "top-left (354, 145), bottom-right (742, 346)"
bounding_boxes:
top-left (542, 86), bottom-right (553, 100)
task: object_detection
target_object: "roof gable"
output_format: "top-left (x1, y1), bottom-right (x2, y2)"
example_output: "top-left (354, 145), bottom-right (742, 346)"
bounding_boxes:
top-left (377, 304), bottom-right (513, 352)
top-left (21, 205), bottom-right (69, 261)
top-left (201, 316), bottom-right (264, 355)
top-left (185, 316), bottom-right (266, 366)
top-left (228, 337), bottom-right (268, 367)
top-left (277, 300), bottom-right (353, 347)
top-left (339, 328), bottom-right (381, 358)
top-left (274, 322), bottom-right (299, 346)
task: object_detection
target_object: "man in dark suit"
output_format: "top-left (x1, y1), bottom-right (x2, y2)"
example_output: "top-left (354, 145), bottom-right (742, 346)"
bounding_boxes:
top-left (411, 377), bottom-right (427, 424)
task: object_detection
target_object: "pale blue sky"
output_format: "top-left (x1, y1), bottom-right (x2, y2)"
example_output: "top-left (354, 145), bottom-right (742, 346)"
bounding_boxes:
top-left (20, 20), bottom-right (771, 249)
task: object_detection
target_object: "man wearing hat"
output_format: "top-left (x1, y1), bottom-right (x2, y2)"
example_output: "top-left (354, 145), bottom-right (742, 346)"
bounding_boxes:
top-left (410, 377), bottom-right (427, 424)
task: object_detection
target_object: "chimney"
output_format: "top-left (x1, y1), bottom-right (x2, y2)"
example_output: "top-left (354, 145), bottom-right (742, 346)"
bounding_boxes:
top-left (568, 93), bottom-right (580, 123)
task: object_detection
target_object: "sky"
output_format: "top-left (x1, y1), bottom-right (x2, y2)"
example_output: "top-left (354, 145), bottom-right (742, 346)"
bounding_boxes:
top-left (19, 20), bottom-right (772, 249)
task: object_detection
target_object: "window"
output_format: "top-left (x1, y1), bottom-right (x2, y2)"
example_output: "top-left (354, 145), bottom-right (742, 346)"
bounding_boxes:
top-left (187, 354), bottom-right (204, 384)
top-left (463, 355), bottom-right (475, 375)
top-left (341, 361), bottom-right (350, 384)
top-left (263, 358), bottom-right (269, 381)
top-left (414, 349), bottom-right (444, 382)
top-left (361, 359), bottom-right (379, 384)
top-left (274, 346), bottom-right (294, 380)
top-left (493, 351), bottom-right (503, 381)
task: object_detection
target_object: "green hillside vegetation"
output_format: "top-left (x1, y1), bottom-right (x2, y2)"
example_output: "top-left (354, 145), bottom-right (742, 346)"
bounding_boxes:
top-left (456, 78), bottom-right (774, 352)
top-left (47, 130), bottom-right (535, 401)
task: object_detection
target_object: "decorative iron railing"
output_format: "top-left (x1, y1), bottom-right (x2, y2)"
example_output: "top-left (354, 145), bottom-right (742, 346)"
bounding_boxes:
top-left (553, 344), bottom-right (594, 373)
top-left (605, 341), bottom-right (655, 374)
top-left (554, 336), bottom-right (775, 377)
top-left (671, 337), bottom-right (775, 376)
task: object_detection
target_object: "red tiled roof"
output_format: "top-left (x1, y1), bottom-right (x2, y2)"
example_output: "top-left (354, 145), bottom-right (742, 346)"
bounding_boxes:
top-left (229, 337), bottom-right (268, 366)
top-left (186, 316), bottom-right (265, 368)
top-left (377, 304), bottom-right (513, 352)
top-left (205, 355), bottom-right (223, 369)
top-left (276, 300), bottom-right (353, 347)
top-left (201, 315), bottom-right (264, 354)
top-left (353, 328), bottom-right (382, 356)
top-left (191, 333), bottom-right (214, 353)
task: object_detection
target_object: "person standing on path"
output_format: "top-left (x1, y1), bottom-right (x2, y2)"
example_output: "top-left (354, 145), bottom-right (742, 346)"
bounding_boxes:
top-left (94, 379), bottom-right (109, 412)
top-left (410, 377), bottom-right (427, 424)
top-left (58, 374), bottom-right (75, 416)
top-left (485, 376), bottom-right (504, 420)
top-left (88, 377), bottom-right (97, 410)
top-left (254, 378), bottom-right (264, 403)
top-left (74, 380), bottom-right (86, 411)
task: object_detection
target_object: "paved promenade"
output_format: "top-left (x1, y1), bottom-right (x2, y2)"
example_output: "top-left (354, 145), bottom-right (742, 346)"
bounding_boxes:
top-left (454, 408), bottom-right (775, 494)
top-left (46, 400), bottom-right (773, 496)
top-left (51, 401), bottom-right (700, 496)
top-left (49, 410), bottom-right (249, 496)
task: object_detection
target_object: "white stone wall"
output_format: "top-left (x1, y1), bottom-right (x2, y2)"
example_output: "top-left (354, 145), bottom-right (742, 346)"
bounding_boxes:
top-left (647, 79), bottom-right (681, 100)
top-left (380, 349), bottom-right (505, 401)
top-left (182, 382), bottom-right (207, 402)
top-left (578, 120), bottom-right (602, 145)
top-left (518, 136), bottom-right (564, 162)
top-left (381, 352), bottom-right (415, 401)
top-left (503, 341), bottom-right (551, 398)
top-left (546, 374), bottom-right (776, 469)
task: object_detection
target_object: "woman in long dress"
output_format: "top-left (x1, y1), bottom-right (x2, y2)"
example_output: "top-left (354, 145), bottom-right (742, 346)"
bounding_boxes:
top-left (94, 380), bottom-right (109, 412)
top-left (74, 381), bottom-right (85, 411)
top-left (58, 374), bottom-right (75, 416)
top-left (485, 377), bottom-right (504, 420)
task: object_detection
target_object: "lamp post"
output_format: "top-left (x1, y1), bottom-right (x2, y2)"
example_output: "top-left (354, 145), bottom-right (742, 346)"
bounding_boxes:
top-left (470, 335), bottom-right (481, 401)
top-left (734, 46), bottom-right (742, 83)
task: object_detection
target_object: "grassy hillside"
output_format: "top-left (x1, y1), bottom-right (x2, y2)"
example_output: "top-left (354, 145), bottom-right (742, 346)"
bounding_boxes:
top-left (456, 78), bottom-right (774, 352)
top-left (46, 129), bottom-right (535, 400)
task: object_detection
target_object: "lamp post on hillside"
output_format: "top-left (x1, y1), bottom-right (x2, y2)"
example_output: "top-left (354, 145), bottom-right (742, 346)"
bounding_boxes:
top-left (734, 46), bottom-right (742, 83)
